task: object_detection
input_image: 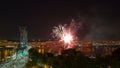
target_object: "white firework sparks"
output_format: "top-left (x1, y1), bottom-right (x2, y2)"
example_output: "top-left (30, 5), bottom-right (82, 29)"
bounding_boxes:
top-left (52, 19), bottom-right (78, 48)
top-left (52, 24), bottom-right (65, 39)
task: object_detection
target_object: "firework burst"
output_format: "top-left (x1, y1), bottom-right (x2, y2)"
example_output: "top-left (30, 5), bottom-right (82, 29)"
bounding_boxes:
top-left (52, 19), bottom-right (79, 49)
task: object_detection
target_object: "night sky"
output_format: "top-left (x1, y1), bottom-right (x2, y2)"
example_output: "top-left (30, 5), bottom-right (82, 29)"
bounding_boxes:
top-left (0, 1), bottom-right (120, 41)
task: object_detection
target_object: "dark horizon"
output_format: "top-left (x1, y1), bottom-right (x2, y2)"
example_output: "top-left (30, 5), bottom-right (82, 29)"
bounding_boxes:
top-left (0, 1), bottom-right (120, 41)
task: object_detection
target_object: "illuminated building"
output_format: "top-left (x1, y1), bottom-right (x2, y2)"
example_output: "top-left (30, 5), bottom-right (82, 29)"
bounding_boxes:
top-left (0, 46), bottom-right (16, 63)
